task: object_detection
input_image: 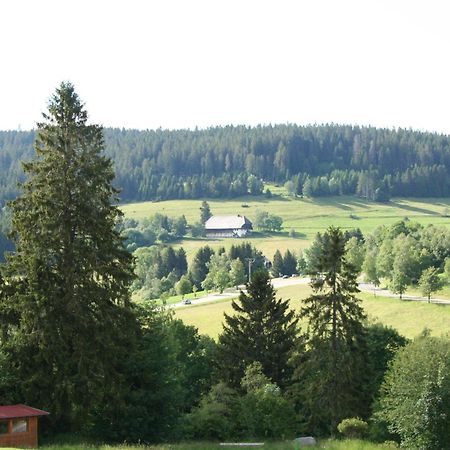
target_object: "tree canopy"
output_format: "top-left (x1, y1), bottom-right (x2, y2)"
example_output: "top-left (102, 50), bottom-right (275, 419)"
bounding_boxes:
top-left (1, 124), bottom-right (450, 208)
top-left (0, 82), bottom-right (138, 430)
top-left (293, 226), bottom-right (368, 435)
top-left (218, 270), bottom-right (298, 387)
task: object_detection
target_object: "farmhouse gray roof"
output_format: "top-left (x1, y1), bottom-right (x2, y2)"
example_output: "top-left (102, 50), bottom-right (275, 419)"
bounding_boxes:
top-left (205, 215), bottom-right (253, 230)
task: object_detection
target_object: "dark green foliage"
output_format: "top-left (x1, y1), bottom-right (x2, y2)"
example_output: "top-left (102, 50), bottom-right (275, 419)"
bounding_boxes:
top-left (184, 382), bottom-right (241, 440)
top-left (0, 83), bottom-right (138, 431)
top-left (93, 308), bottom-right (216, 443)
top-left (254, 210), bottom-right (283, 232)
top-left (344, 237), bottom-right (365, 274)
top-left (292, 227), bottom-right (368, 435)
top-left (272, 249), bottom-right (297, 276)
top-left (296, 251), bottom-right (307, 274)
top-left (379, 335), bottom-right (450, 450)
top-left (176, 247), bottom-right (188, 275)
top-left (218, 270), bottom-right (298, 388)
top-left (185, 363), bottom-right (297, 441)
top-left (282, 250), bottom-right (297, 276)
top-left (238, 363), bottom-right (297, 439)
top-left (419, 267), bottom-right (443, 301)
top-left (2, 125), bottom-right (450, 205)
top-left (228, 242), bottom-right (265, 278)
top-left (344, 228), bottom-right (364, 243)
top-left (176, 274), bottom-right (192, 297)
top-left (200, 200), bottom-right (212, 225)
top-left (133, 245), bottom-right (189, 299)
top-left (189, 245), bottom-right (215, 288)
top-left (358, 221), bottom-right (450, 295)
top-left (230, 259), bottom-right (246, 288)
top-left (337, 418), bottom-right (368, 439)
top-left (247, 175), bottom-right (264, 195)
top-left (123, 227), bottom-right (156, 252)
top-left (445, 257), bottom-right (450, 283)
top-left (0, 209), bottom-right (13, 262)
top-left (303, 233), bottom-right (323, 274)
top-left (271, 249), bottom-right (284, 277)
top-left (190, 221), bottom-right (205, 237)
top-left (201, 254), bottom-right (231, 293)
top-left (173, 215), bottom-right (188, 237)
top-left (364, 324), bottom-right (408, 409)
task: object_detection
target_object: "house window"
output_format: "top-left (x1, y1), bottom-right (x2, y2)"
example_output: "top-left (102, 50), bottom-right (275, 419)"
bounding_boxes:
top-left (0, 421), bottom-right (8, 434)
top-left (12, 419), bottom-right (27, 433)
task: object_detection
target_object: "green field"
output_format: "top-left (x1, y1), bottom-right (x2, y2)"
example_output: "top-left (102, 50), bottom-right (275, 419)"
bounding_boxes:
top-left (175, 283), bottom-right (450, 339)
top-left (121, 195), bottom-right (450, 260)
top-left (37, 439), bottom-right (397, 450)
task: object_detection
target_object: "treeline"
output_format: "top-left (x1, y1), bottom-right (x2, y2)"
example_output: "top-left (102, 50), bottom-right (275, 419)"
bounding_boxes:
top-left (1, 124), bottom-right (450, 205)
top-left (133, 242), bottom-right (265, 300)
top-left (297, 221), bottom-right (450, 299)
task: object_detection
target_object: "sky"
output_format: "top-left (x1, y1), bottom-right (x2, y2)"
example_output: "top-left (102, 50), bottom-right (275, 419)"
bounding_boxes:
top-left (1, 0), bottom-right (450, 133)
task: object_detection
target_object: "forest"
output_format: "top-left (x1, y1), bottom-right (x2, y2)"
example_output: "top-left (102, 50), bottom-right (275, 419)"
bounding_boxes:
top-left (1, 123), bottom-right (450, 207)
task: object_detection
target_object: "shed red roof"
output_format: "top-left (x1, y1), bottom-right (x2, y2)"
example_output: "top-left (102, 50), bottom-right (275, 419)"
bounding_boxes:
top-left (0, 405), bottom-right (49, 420)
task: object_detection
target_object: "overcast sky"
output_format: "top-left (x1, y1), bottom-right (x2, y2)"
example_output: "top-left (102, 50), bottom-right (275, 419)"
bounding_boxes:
top-left (1, 0), bottom-right (449, 133)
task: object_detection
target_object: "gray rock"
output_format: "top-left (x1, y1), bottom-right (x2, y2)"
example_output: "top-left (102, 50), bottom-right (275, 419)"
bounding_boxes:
top-left (293, 436), bottom-right (317, 446)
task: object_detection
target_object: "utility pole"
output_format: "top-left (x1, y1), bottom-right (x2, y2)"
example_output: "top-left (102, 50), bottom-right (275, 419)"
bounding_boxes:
top-left (245, 257), bottom-right (255, 283)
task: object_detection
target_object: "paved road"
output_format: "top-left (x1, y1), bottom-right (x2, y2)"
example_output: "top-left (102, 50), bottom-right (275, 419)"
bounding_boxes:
top-left (173, 277), bottom-right (450, 309)
top-left (358, 282), bottom-right (450, 305)
top-left (172, 276), bottom-right (310, 309)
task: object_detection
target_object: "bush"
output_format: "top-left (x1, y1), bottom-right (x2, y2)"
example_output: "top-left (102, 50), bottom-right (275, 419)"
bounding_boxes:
top-left (337, 417), bottom-right (368, 439)
top-left (191, 222), bottom-right (205, 237)
top-left (183, 382), bottom-right (240, 440)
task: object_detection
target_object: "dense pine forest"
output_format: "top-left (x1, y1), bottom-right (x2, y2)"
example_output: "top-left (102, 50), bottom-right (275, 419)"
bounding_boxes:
top-left (1, 124), bottom-right (450, 206)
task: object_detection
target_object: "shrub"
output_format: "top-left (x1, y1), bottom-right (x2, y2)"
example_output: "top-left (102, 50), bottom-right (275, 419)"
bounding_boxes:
top-left (183, 382), bottom-right (240, 440)
top-left (337, 417), bottom-right (368, 439)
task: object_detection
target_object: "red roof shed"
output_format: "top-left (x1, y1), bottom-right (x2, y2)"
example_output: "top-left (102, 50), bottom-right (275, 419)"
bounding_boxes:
top-left (0, 404), bottom-right (49, 448)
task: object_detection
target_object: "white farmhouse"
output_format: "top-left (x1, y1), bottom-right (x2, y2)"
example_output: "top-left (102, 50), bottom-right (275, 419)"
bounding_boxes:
top-left (204, 215), bottom-right (253, 238)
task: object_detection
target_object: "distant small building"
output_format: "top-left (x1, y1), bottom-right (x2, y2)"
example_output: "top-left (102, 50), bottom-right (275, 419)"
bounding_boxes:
top-left (0, 404), bottom-right (49, 448)
top-left (205, 215), bottom-right (253, 238)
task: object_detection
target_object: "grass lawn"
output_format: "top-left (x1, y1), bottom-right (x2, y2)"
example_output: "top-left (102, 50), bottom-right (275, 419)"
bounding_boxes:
top-left (121, 194), bottom-right (450, 261)
top-left (404, 284), bottom-right (450, 301)
top-left (38, 439), bottom-right (397, 449)
top-left (175, 282), bottom-right (450, 339)
top-left (132, 289), bottom-right (209, 306)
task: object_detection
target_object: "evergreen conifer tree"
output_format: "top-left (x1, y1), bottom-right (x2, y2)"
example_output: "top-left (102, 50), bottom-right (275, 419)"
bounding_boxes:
top-left (200, 200), bottom-right (212, 225)
top-left (0, 83), bottom-right (137, 430)
top-left (283, 249), bottom-right (297, 276)
top-left (271, 249), bottom-right (284, 276)
top-left (218, 270), bottom-right (298, 387)
top-left (291, 226), bottom-right (368, 435)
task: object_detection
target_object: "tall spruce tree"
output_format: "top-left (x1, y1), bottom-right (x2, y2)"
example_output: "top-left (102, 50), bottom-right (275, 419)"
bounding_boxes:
top-left (0, 83), bottom-right (137, 430)
top-left (291, 226), bottom-right (368, 435)
top-left (218, 270), bottom-right (298, 387)
top-left (271, 249), bottom-right (284, 277)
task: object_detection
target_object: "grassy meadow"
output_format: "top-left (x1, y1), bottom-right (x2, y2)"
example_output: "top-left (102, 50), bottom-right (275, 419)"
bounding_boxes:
top-left (175, 283), bottom-right (450, 339)
top-left (121, 193), bottom-right (450, 261)
top-left (37, 439), bottom-right (398, 450)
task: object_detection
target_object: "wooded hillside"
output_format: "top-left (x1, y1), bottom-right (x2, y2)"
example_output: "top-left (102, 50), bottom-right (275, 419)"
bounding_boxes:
top-left (1, 124), bottom-right (450, 206)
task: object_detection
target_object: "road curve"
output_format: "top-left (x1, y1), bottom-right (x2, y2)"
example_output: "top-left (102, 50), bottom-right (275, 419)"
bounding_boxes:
top-left (173, 277), bottom-right (450, 309)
